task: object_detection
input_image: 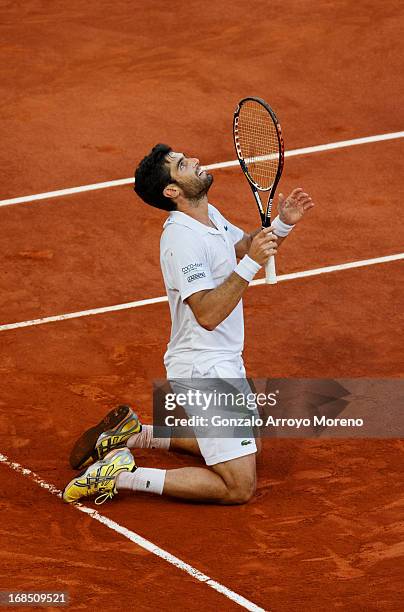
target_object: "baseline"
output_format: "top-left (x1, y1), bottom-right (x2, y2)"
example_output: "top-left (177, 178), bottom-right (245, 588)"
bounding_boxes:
top-left (0, 253), bottom-right (402, 332)
top-left (1, 132), bottom-right (403, 207)
top-left (0, 452), bottom-right (265, 612)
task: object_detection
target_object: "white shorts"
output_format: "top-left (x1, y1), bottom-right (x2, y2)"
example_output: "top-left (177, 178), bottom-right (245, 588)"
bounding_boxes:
top-left (167, 357), bottom-right (257, 466)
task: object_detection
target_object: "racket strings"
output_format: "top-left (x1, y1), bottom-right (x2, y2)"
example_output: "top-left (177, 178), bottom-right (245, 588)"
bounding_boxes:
top-left (235, 102), bottom-right (280, 189)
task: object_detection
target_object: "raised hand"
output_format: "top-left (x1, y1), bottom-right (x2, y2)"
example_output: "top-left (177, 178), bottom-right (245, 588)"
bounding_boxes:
top-left (277, 188), bottom-right (315, 226)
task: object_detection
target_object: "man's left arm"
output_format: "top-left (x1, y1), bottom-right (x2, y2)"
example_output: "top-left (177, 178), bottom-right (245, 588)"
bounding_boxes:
top-left (235, 187), bottom-right (315, 259)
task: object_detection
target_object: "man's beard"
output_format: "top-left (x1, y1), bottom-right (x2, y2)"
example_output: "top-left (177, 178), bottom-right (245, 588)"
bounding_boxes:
top-left (180, 172), bottom-right (213, 201)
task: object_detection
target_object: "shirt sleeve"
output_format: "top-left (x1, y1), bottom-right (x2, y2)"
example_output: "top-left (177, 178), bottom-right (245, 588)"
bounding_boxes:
top-left (161, 227), bottom-right (216, 301)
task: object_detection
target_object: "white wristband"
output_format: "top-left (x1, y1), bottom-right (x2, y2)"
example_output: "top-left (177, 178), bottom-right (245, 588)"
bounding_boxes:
top-left (235, 254), bottom-right (261, 283)
top-left (272, 215), bottom-right (295, 237)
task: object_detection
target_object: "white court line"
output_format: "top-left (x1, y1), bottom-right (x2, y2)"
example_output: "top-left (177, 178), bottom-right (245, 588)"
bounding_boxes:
top-left (0, 452), bottom-right (265, 612)
top-left (1, 253), bottom-right (402, 332)
top-left (1, 131), bottom-right (403, 207)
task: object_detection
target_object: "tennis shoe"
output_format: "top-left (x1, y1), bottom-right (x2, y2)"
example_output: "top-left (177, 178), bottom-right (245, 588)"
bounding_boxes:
top-left (69, 404), bottom-right (142, 470)
top-left (63, 448), bottom-right (136, 505)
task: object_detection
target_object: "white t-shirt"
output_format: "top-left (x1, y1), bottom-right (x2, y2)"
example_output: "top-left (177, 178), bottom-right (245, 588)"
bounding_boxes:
top-left (160, 204), bottom-right (245, 376)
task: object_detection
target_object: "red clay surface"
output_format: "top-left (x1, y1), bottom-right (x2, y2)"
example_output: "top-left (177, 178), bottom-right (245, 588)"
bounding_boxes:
top-left (1, 1), bottom-right (403, 611)
top-left (1, 141), bottom-right (404, 326)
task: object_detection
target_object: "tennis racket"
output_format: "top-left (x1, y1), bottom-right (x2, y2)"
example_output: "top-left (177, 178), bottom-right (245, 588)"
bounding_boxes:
top-left (233, 97), bottom-right (284, 284)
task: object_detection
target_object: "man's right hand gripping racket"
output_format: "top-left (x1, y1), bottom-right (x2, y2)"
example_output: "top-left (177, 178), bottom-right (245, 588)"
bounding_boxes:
top-left (233, 97), bottom-right (284, 284)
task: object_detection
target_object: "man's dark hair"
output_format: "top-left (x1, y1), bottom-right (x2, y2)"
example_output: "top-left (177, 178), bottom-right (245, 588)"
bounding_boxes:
top-left (134, 143), bottom-right (176, 211)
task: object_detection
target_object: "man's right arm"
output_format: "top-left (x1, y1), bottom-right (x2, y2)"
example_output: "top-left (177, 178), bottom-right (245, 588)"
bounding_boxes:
top-left (186, 228), bottom-right (278, 330)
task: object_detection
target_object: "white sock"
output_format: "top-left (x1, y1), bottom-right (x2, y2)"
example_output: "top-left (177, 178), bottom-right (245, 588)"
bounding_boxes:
top-left (127, 424), bottom-right (170, 450)
top-left (116, 468), bottom-right (166, 495)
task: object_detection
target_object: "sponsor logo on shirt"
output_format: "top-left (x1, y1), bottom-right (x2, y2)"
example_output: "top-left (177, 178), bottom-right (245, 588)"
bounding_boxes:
top-left (182, 262), bottom-right (204, 274)
top-left (187, 272), bottom-right (206, 283)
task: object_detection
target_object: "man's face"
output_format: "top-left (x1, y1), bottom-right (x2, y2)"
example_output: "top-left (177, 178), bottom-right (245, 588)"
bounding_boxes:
top-left (165, 151), bottom-right (213, 200)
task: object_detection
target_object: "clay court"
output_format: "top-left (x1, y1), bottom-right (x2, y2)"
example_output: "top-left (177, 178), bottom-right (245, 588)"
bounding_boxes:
top-left (1, 1), bottom-right (403, 610)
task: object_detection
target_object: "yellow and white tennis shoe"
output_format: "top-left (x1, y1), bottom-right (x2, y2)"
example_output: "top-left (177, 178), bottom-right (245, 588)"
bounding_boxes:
top-left (69, 404), bottom-right (142, 470)
top-left (63, 448), bottom-right (136, 505)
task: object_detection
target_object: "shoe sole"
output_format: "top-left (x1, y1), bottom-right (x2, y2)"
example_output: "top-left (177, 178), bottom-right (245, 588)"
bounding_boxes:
top-left (69, 405), bottom-right (132, 470)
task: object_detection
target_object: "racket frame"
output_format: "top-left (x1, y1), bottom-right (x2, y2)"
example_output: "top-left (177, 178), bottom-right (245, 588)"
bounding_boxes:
top-left (233, 97), bottom-right (284, 284)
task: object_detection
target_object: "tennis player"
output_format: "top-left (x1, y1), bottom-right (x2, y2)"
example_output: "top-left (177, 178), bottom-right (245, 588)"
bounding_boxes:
top-left (63, 144), bottom-right (314, 505)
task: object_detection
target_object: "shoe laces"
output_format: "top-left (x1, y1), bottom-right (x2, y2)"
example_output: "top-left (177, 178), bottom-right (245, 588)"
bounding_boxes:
top-left (86, 463), bottom-right (117, 504)
top-left (95, 488), bottom-right (117, 505)
top-left (90, 459), bottom-right (133, 504)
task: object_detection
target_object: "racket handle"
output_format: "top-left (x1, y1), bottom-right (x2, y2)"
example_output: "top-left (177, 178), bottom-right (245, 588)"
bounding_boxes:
top-left (265, 256), bottom-right (277, 285)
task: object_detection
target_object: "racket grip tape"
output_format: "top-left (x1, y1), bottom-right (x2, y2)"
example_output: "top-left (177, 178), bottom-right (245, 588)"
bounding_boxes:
top-left (265, 256), bottom-right (277, 285)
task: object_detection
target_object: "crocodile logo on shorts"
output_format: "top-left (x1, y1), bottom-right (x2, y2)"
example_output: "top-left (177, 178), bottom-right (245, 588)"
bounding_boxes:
top-left (241, 440), bottom-right (252, 446)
